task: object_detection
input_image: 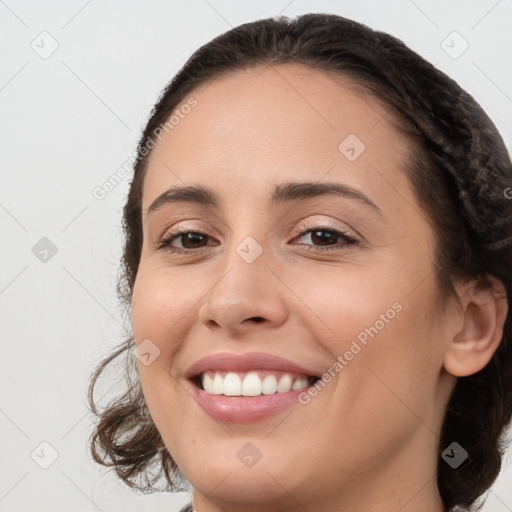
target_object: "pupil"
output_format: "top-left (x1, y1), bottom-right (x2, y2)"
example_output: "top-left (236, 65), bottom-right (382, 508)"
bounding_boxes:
top-left (312, 230), bottom-right (336, 246)
top-left (183, 232), bottom-right (205, 248)
top-left (179, 231), bottom-right (338, 249)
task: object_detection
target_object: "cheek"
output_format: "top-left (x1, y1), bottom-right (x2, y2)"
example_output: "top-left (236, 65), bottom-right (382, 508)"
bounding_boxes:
top-left (131, 266), bottom-right (194, 424)
top-left (131, 268), bottom-right (193, 455)
top-left (131, 264), bottom-right (197, 352)
top-left (329, 276), bottom-right (444, 431)
top-left (281, 261), bottom-right (405, 349)
top-left (291, 258), bottom-right (443, 395)
top-left (304, 278), bottom-right (444, 469)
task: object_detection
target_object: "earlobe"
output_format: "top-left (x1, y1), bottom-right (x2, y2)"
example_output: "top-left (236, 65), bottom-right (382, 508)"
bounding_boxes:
top-left (443, 273), bottom-right (508, 377)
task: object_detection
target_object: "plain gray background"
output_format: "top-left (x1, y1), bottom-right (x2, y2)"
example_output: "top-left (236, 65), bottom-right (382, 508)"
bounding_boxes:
top-left (1, 1), bottom-right (511, 510)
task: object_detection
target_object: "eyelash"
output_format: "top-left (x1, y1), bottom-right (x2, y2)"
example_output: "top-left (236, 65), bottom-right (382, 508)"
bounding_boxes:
top-left (155, 223), bottom-right (358, 254)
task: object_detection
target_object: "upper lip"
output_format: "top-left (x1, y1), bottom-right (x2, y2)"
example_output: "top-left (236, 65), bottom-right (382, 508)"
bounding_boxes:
top-left (185, 352), bottom-right (321, 379)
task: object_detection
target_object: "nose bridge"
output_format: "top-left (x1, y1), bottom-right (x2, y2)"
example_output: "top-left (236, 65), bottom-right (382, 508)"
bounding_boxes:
top-left (198, 228), bottom-right (288, 332)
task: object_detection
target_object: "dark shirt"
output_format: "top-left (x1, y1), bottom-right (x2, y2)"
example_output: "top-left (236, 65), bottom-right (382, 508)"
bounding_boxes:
top-left (179, 502), bottom-right (470, 511)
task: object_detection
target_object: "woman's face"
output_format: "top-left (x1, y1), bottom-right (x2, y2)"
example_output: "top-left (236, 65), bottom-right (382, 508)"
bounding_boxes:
top-left (131, 63), bottom-right (457, 511)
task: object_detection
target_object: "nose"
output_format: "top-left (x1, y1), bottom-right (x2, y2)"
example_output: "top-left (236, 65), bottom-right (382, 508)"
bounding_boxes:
top-left (197, 244), bottom-right (289, 336)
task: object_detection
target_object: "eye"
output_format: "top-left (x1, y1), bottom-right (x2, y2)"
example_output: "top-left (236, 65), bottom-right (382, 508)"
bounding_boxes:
top-left (291, 225), bottom-right (358, 252)
top-left (155, 224), bottom-right (358, 254)
top-left (156, 228), bottom-right (216, 253)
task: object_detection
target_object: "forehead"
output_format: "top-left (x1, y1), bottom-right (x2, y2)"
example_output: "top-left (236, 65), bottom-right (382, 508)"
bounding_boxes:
top-left (142, 62), bottom-right (413, 210)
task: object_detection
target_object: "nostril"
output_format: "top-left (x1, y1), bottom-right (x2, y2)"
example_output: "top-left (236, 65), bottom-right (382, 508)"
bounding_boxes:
top-left (250, 317), bottom-right (265, 323)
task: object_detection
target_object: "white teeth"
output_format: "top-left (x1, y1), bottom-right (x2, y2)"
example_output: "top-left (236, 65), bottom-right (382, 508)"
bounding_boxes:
top-left (201, 371), bottom-right (311, 396)
top-left (203, 373), bottom-right (213, 392)
top-left (212, 373), bottom-right (224, 394)
top-left (223, 372), bottom-right (242, 396)
top-left (242, 372), bottom-right (262, 396)
top-left (276, 374), bottom-right (292, 393)
top-left (291, 377), bottom-right (309, 391)
top-left (261, 375), bottom-right (277, 395)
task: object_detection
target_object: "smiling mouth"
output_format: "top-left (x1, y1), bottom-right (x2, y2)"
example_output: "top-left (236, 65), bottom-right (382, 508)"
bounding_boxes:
top-left (191, 370), bottom-right (319, 397)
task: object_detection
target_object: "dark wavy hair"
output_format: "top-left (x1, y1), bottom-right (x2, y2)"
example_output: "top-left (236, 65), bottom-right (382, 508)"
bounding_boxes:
top-left (88, 13), bottom-right (512, 510)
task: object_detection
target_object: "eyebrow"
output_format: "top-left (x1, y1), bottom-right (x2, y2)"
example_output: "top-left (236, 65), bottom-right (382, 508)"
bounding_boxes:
top-left (145, 181), bottom-right (382, 216)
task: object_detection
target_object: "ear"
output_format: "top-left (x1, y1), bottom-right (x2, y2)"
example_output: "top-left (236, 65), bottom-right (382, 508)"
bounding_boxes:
top-left (443, 273), bottom-right (508, 377)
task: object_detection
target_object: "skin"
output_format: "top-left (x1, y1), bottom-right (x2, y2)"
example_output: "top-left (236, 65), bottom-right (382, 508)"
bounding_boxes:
top-left (131, 63), bottom-right (508, 512)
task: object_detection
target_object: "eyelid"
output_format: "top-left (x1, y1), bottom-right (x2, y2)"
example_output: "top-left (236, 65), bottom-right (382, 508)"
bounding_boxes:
top-left (155, 221), bottom-right (218, 249)
top-left (158, 217), bottom-right (357, 241)
top-left (290, 217), bottom-right (359, 240)
top-left (158, 219), bottom-right (217, 239)
top-left (155, 216), bottom-right (362, 256)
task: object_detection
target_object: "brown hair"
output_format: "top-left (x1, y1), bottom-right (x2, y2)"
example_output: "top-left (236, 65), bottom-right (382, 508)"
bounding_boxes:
top-left (88, 13), bottom-right (512, 509)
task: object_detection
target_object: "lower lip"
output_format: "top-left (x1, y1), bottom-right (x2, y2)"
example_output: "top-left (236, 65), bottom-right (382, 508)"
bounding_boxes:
top-left (187, 380), bottom-right (312, 423)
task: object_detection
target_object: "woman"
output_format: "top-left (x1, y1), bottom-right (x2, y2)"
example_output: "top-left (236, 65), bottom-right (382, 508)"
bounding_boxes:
top-left (88, 13), bottom-right (512, 512)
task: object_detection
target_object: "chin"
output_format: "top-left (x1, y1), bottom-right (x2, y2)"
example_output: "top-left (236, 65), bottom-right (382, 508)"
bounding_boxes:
top-left (175, 443), bottom-right (306, 507)
top-left (190, 470), bottom-right (294, 508)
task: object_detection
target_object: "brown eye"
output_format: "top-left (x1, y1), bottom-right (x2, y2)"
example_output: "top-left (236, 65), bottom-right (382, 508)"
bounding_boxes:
top-left (309, 230), bottom-right (339, 246)
top-left (176, 232), bottom-right (208, 249)
top-left (292, 226), bottom-right (358, 252)
top-left (157, 230), bottom-right (215, 253)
